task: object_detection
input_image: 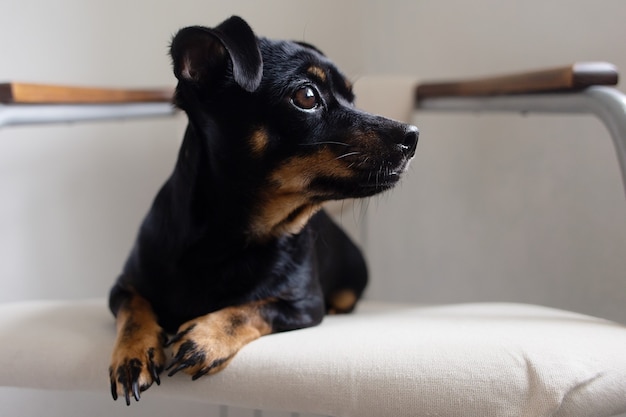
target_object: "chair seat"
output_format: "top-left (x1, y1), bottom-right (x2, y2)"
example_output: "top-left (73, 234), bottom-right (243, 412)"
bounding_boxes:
top-left (0, 299), bottom-right (625, 417)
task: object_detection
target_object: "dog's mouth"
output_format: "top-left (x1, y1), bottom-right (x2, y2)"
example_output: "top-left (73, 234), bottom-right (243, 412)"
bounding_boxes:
top-left (309, 153), bottom-right (413, 199)
top-left (341, 140), bottom-right (415, 191)
top-left (359, 171), bottom-right (402, 189)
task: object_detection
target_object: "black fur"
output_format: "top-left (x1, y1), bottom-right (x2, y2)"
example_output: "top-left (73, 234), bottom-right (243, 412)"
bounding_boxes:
top-left (109, 15), bottom-right (417, 401)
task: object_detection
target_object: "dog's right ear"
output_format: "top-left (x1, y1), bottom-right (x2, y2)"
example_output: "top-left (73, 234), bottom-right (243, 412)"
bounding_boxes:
top-left (170, 16), bottom-right (262, 93)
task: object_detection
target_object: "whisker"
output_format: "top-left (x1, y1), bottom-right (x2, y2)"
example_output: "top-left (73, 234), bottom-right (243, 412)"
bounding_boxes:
top-left (299, 141), bottom-right (350, 147)
top-left (335, 152), bottom-right (361, 160)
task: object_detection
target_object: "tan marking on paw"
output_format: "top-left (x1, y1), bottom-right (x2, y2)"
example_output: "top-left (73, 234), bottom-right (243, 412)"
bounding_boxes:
top-left (168, 301), bottom-right (273, 379)
top-left (109, 294), bottom-right (166, 404)
top-left (328, 289), bottom-right (358, 314)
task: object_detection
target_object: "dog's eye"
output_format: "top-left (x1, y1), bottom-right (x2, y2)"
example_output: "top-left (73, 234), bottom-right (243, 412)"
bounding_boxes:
top-left (291, 86), bottom-right (320, 110)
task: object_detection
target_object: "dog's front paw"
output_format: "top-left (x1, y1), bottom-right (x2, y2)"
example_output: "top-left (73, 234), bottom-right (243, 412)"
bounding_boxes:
top-left (109, 329), bottom-right (167, 405)
top-left (166, 306), bottom-right (270, 380)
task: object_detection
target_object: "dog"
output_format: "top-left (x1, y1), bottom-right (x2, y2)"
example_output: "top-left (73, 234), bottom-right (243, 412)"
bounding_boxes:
top-left (108, 15), bottom-right (418, 405)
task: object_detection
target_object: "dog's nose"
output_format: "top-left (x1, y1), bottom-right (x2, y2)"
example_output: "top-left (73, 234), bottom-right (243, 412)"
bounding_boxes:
top-left (401, 125), bottom-right (419, 156)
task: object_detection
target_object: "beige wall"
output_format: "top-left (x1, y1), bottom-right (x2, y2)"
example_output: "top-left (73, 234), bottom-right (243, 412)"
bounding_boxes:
top-left (0, 0), bottom-right (366, 85)
top-left (362, 1), bottom-right (626, 79)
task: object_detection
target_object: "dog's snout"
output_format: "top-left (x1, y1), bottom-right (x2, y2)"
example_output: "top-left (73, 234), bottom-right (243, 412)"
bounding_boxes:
top-left (401, 125), bottom-right (419, 155)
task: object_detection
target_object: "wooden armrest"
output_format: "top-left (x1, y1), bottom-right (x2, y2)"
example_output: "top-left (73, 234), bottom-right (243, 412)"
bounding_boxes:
top-left (0, 82), bottom-right (174, 104)
top-left (416, 62), bottom-right (619, 101)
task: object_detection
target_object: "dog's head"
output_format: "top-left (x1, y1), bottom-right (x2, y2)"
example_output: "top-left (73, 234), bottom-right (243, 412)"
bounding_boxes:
top-left (170, 16), bottom-right (418, 239)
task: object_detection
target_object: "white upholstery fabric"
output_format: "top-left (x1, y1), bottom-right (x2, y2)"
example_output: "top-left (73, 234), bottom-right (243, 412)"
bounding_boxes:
top-left (1, 299), bottom-right (625, 417)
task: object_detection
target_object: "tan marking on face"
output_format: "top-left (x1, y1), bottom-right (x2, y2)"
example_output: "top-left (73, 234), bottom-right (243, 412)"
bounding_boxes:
top-left (271, 149), bottom-right (354, 191)
top-left (344, 78), bottom-right (353, 92)
top-left (307, 66), bottom-right (327, 82)
top-left (249, 127), bottom-right (269, 156)
top-left (251, 195), bottom-right (322, 239)
top-left (167, 300), bottom-right (274, 377)
top-left (250, 149), bottom-right (355, 239)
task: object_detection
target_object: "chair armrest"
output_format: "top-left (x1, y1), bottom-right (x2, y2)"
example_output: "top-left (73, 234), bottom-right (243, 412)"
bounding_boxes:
top-left (0, 82), bottom-right (174, 104)
top-left (414, 63), bottom-right (626, 199)
top-left (415, 62), bottom-right (618, 101)
top-left (0, 82), bottom-right (176, 127)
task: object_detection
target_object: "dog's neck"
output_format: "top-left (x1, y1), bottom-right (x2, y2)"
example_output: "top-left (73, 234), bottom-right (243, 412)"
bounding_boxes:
top-left (172, 118), bottom-right (325, 245)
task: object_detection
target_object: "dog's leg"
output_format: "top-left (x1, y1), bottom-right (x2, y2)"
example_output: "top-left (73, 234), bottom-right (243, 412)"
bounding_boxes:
top-left (166, 298), bottom-right (322, 379)
top-left (312, 210), bottom-right (368, 314)
top-left (109, 291), bottom-right (167, 405)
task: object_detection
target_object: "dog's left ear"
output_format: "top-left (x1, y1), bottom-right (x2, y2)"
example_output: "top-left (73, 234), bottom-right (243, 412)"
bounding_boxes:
top-left (170, 16), bottom-right (262, 93)
top-left (295, 41), bottom-right (326, 57)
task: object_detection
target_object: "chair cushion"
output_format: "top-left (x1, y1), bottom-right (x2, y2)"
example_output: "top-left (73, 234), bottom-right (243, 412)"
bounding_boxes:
top-left (0, 299), bottom-right (625, 417)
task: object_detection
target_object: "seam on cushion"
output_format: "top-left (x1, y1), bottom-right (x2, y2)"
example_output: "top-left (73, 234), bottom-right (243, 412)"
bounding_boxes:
top-left (521, 355), bottom-right (562, 417)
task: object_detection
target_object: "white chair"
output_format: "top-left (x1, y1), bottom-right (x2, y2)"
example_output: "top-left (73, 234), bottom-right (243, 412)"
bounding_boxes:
top-left (1, 65), bottom-right (625, 417)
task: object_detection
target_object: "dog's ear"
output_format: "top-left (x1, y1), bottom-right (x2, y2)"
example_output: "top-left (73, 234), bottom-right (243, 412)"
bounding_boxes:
top-left (295, 41), bottom-right (326, 57)
top-left (170, 16), bottom-right (262, 93)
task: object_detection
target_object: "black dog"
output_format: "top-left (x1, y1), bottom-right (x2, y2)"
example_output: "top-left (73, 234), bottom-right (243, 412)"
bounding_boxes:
top-left (109, 15), bottom-right (418, 405)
